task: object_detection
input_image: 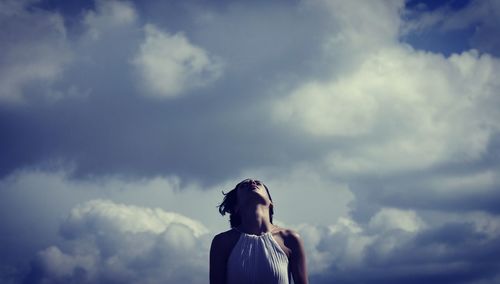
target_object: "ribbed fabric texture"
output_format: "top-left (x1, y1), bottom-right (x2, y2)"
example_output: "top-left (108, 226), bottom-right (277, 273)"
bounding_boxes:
top-left (227, 230), bottom-right (290, 284)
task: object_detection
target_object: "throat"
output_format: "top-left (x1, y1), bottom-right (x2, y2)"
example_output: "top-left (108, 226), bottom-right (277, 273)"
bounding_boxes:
top-left (239, 205), bottom-right (273, 235)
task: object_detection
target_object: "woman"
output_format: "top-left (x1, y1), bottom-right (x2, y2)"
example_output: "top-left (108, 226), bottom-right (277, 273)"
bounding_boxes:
top-left (210, 178), bottom-right (309, 284)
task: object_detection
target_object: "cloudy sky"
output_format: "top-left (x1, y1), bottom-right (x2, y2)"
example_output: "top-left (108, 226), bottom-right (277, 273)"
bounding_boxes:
top-left (1, 0), bottom-right (500, 283)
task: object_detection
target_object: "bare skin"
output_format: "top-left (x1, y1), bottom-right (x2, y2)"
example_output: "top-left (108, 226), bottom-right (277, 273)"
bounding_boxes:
top-left (210, 179), bottom-right (308, 284)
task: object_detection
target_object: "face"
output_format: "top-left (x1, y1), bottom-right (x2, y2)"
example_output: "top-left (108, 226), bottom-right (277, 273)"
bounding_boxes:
top-left (235, 179), bottom-right (271, 205)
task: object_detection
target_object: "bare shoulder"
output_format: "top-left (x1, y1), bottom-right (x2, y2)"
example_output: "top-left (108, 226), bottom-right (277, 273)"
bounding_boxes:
top-left (272, 227), bottom-right (308, 283)
top-left (211, 228), bottom-right (240, 252)
top-left (271, 226), bottom-right (304, 256)
top-left (273, 226), bottom-right (301, 242)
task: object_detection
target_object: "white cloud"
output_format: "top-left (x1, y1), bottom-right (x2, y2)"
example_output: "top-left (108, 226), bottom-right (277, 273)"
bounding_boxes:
top-left (294, 217), bottom-right (374, 273)
top-left (319, 0), bottom-right (404, 48)
top-left (60, 199), bottom-right (208, 237)
top-left (325, 218), bottom-right (373, 270)
top-left (297, 208), bottom-right (424, 274)
top-left (369, 207), bottom-right (425, 233)
top-left (83, 0), bottom-right (137, 40)
top-left (274, 47), bottom-right (500, 176)
top-left (293, 210), bottom-right (500, 283)
top-left (308, 0), bottom-right (405, 70)
top-left (132, 24), bottom-right (223, 98)
top-left (0, 2), bottom-right (70, 103)
top-left (33, 199), bottom-right (210, 284)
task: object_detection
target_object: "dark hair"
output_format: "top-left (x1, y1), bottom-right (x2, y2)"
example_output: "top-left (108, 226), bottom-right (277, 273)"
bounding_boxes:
top-left (218, 179), bottom-right (274, 228)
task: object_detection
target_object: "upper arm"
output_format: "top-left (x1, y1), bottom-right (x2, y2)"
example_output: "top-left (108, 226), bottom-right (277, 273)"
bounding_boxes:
top-left (286, 231), bottom-right (309, 284)
top-left (209, 234), bottom-right (227, 284)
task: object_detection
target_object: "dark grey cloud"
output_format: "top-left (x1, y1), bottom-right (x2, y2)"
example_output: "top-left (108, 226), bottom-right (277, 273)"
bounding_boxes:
top-left (347, 155), bottom-right (500, 224)
top-left (0, 0), bottom-right (333, 186)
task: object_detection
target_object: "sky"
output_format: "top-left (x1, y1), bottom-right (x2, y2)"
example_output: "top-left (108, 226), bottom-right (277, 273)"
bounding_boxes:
top-left (1, 0), bottom-right (500, 283)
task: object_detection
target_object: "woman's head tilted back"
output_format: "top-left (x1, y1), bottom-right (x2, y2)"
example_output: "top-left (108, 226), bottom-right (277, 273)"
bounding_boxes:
top-left (218, 178), bottom-right (274, 228)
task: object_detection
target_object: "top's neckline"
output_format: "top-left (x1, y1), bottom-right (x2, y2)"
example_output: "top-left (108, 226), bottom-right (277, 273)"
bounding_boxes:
top-left (234, 227), bottom-right (274, 237)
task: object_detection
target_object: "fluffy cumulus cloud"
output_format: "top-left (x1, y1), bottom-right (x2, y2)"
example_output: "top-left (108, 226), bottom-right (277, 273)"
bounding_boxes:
top-left (28, 200), bottom-right (210, 284)
top-left (270, 0), bottom-right (500, 242)
top-left (274, 42), bottom-right (500, 177)
top-left (132, 24), bottom-right (223, 98)
top-left (0, 0), bottom-right (71, 103)
top-left (81, 0), bottom-right (223, 99)
top-left (296, 209), bottom-right (500, 283)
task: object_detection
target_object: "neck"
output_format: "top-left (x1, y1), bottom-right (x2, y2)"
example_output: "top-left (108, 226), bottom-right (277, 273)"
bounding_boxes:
top-left (238, 203), bottom-right (273, 235)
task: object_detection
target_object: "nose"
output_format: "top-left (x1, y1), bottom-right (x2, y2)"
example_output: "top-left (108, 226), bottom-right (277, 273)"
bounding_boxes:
top-left (243, 179), bottom-right (257, 189)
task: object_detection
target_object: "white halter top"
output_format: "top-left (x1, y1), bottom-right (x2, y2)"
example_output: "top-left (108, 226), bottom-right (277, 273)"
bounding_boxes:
top-left (227, 229), bottom-right (290, 284)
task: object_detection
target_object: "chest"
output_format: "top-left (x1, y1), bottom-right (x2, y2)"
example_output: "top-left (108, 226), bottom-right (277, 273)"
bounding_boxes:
top-left (226, 234), bottom-right (290, 284)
